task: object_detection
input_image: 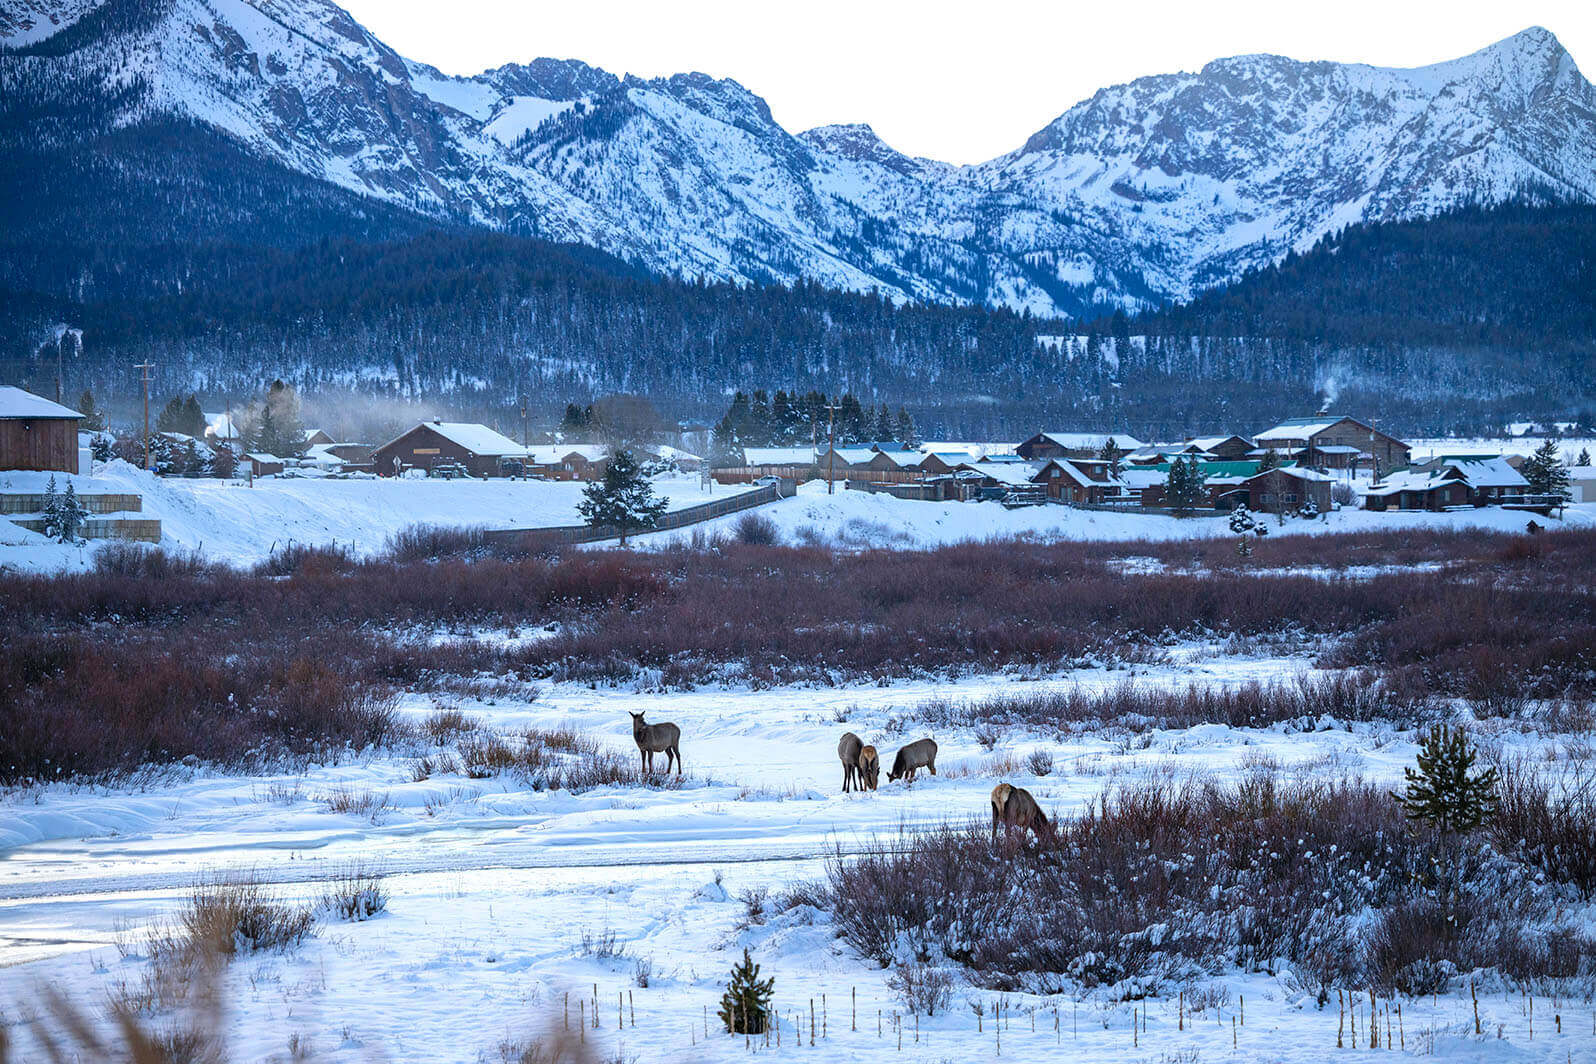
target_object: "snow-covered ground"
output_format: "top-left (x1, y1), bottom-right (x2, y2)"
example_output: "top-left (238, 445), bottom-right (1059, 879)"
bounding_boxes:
top-left (0, 463), bottom-right (751, 572)
top-left (2, 651), bottom-right (1590, 1061)
top-left (7, 449), bottom-right (1594, 573)
top-left (631, 478), bottom-right (1596, 551)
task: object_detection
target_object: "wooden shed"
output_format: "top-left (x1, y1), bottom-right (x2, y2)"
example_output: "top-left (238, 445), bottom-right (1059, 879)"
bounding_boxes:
top-left (0, 386), bottom-right (83, 474)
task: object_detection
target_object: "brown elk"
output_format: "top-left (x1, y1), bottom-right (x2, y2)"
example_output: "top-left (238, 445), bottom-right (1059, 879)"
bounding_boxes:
top-left (887, 738), bottom-right (937, 783)
top-left (837, 732), bottom-right (880, 792)
top-left (628, 711), bottom-right (682, 775)
top-left (990, 782), bottom-right (1049, 843)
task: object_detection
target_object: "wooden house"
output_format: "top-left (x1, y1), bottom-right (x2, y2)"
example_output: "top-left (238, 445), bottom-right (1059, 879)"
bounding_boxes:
top-left (370, 421), bottom-right (527, 478)
top-left (1035, 458), bottom-right (1126, 503)
top-left (1253, 415), bottom-right (1409, 472)
top-left (0, 386), bottom-right (83, 474)
top-left (524, 444), bottom-right (609, 481)
top-left (1185, 435), bottom-right (1254, 461)
top-left (1363, 467), bottom-right (1471, 511)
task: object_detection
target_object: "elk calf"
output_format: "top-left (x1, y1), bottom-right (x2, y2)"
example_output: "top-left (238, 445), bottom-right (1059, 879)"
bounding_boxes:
top-left (837, 732), bottom-right (881, 792)
top-left (628, 711), bottom-right (682, 775)
top-left (991, 782), bottom-right (1049, 843)
top-left (887, 738), bottom-right (937, 783)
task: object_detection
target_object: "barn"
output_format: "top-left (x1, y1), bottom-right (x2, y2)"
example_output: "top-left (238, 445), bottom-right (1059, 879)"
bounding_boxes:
top-left (370, 421), bottom-right (526, 478)
top-left (0, 386), bottom-right (84, 474)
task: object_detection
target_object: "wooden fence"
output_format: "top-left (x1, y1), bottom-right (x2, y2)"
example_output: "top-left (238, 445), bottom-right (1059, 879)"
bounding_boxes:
top-left (0, 492), bottom-right (143, 515)
top-left (481, 483), bottom-right (784, 550)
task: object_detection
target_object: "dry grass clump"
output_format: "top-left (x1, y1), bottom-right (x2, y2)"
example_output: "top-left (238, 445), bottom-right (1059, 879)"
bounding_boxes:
top-left (321, 864), bottom-right (389, 921)
top-left (318, 787), bottom-right (392, 822)
top-left (457, 728), bottom-right (677, 792)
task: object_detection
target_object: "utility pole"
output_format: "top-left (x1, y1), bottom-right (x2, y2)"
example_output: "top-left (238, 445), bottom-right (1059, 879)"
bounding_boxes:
top-left (134, 361), bottom-right (154, 470)
top-left (519, 399), bottom-right (529, 479)
top-left (824, 399), bottom-right (842, 495)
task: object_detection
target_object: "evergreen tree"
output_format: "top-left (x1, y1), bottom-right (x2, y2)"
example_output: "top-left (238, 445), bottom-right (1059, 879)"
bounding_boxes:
top-left (873, 402), bottom-right (894, 445)
top-left (1165, 456), bottom-right (1207, 515)
top-left (90, 434), bottom-right (112, 465)
top-left (1256, 449), bottom-right (1281, 473)
top-left (894, 406), bottom-right (920, 448)
top-left (57, 482), bottom-right (86, 544)
top-left (180, 395), bottom-right (206, 437)
top-left (717, 948), bottom-right (774, 1035)
top-left (577, 450), bottom-right (668, 545)
top-left (40, 475), bottom-right (61, 539)
top-left (76, 389), bottom-right (105, 431)
top-left (1577, 448), bottom-right (1592, 466)
top-left (251, 398), bottom-right (280, 456)
top-left (1098, 439), bottom-right (1124, 478)
top-left (262, 380), bottom-right (306, 456)
top-left (1392, 725), bottom-right (1499, 834)
top-left (1522, 440), bottom-right (1570, 501)
top-left (155, 395), bottom-right (187, 434)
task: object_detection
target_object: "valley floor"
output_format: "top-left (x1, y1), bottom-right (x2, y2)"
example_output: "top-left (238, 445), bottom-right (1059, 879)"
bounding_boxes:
top-left (2, 650), bottom-right (1591, 1062)
top-left (3, 459), bottom-right (1592, 572)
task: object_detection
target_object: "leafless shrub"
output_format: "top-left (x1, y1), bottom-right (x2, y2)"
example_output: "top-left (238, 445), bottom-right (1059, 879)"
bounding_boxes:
top-left (410, 752), bottom-right (461, 781)
top-left (384, 523), bottom-right (485, 561)
top-left (974, 723), bottom-right (1004, 752)
top-left (579, 927), bottom-right (625, 960)
top-left (737, 886), bottom-right (769, 928)
top-left (1025, 750), bottom-right (1055, 776)
top-left (423, 706), bottom-right (478, 742)
top-left (632, 957), bottom-right (654, 988)
top-left (733, 512), bottom-right (780, 546)
top-left (1492, 755), bottom-right (1596, 898)
top-left (887, 962), bottom-right (955, 1016)
top-left (150, 877), bottom-right (314, 961)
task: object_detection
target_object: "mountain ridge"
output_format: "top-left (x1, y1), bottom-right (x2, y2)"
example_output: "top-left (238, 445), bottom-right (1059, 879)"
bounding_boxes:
top-left (3, 3), bottom-right (1594, 318)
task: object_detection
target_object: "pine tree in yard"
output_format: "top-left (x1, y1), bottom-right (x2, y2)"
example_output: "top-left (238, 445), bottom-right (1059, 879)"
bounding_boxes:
top-left (1392, 725), bottom-right (1500, 834)
top-left (895, 406), bottom-right (920, 448)
top-left (1256, 449), bottom-right (1281, 473)
top-left (1165, 456), bottom-right (1207, 515)
top-left (40, 475), bottom-right (61, 539)
top-left (57, 482), bottom-right (86, 544)
top-left (1577, 448), bottom-right (1591, 466)
top-left (1522, 439), bottom-right (1570, 502)
top-left (1230, 503), bottom-right (1255, 556)
top-left (577, 450), bottom-right (667, 545)
top-left (717, 948), bottom-right (773, 1035)
top-left (76, 389), bottom-right (105, 431)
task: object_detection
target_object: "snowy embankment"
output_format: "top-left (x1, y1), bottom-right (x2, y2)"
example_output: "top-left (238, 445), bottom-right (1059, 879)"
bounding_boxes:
top-left (0, 463), bottom-right (752, 572)
top-left (1, 650), bottom-right (1591, 1061)
top-left (632, 477), bottom-right (1596, 551)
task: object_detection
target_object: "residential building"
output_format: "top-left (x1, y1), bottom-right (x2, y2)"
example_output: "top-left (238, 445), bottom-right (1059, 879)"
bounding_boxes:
top-left (0, 385), bottom-right (84, 474)
top-left (1253, 415), bottom-right (1409, 472)
top-left (370, 421), bottom-right (527, 478)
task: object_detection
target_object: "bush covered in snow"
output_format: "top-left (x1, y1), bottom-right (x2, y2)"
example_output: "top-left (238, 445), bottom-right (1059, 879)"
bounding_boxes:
top-left (809, 775), bottom-right (1596, 997)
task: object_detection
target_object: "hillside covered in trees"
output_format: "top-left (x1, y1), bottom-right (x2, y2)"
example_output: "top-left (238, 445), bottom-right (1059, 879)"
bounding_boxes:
top-left (1, 202), bottom-right (1592, 440)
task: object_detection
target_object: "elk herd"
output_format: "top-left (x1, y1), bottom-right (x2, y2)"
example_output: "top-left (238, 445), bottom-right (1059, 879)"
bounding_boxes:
top-left (627, 714), bottom-right (1049, 844)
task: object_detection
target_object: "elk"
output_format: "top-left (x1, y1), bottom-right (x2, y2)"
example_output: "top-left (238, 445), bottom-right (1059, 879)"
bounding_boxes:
top-left (628, 711), bottom-right (682, 775)
top-left (887, 738), bottom-right (937, 783)
top-left (991, 782), bottom-right (1050, 843)
top-left (838, 732), bottom-right (880, 792)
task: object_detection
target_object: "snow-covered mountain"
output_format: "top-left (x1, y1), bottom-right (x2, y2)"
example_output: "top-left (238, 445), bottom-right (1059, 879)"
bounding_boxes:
top-left (6, 0), bottom-right (1595, 315)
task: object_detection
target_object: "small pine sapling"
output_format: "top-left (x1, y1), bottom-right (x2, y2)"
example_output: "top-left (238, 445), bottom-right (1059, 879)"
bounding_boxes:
top-left (1230, 503), bottom-right (1255, 556)
top-left (1392, 724), bottom-right (1500, 834)
top-left (58, 482), bottom-right (86, 544)
top-left (577, 450), bottom-right (668, 545)
top-left (40, 475), bottom-right (61, 539)
top-left (718, 948), bottom-right (774, 1035)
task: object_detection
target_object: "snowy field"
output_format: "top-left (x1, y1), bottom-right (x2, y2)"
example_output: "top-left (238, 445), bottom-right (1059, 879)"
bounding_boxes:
top-left (4, 459), bottom-right (1593, 574)
top-left (0, 463), bottom-right (753, 572)
top-left (2, 649), bottom-right (1592, 1061)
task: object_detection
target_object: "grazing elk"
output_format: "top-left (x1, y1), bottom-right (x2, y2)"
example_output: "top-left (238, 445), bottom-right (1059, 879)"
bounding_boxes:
top-left (990, 782), bottom-right (1050, 844)
top-left (837, 732), bottom-right (880, 792)
top-left (628, 711), bottom-right (682, 775)
top-left (887, 738), bottom-right (938, 783)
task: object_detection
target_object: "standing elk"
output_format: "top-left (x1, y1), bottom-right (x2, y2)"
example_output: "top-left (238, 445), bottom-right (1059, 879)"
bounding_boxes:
top-left (887, 738), bottom-right (938, 783)
top-left (991, 782), bottom-right (1050, 843)
top-left (838, 732), bottom-right (880, 792)
top-left (628, 711), bottom-right (682, 775)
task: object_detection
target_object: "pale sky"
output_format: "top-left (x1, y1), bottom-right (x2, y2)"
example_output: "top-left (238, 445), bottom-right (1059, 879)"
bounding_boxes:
top-left (343, 0), bottom-right (1595, 165)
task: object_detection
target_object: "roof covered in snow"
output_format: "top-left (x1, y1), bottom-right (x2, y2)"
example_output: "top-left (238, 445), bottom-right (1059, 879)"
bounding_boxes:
top-left (524, 444), bottom-right (608, 464)
top-left (1443, 455), bottom-right (1529, 488)
top-left (0, 386), bottom-right (83, 420)
top-left (742, 447), bottom-right (816, 466)
top-left (1035, 431), bottom-right (1146, 452)
top-left (1365, 467), bottom-right (1466, 496)
top-left (402, 422), bottom-right (526, 456)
